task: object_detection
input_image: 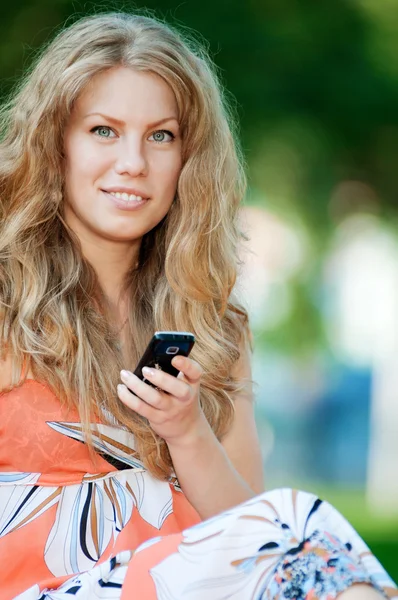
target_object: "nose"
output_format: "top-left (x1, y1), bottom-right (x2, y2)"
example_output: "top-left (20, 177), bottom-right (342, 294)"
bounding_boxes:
top-left (114, 137), bottom-right (148, 177)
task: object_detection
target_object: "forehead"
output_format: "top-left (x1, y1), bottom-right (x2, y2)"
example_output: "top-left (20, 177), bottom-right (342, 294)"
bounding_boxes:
top-left (72, 66), bottom-right (179, 123)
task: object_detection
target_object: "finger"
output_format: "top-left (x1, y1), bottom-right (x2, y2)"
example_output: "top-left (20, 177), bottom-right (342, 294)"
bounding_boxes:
top-left (120, 370), bottom-right (164, 409)
top-left (171, 356), bottom-right (203, 384)
top-left (141, 366), bottom-right (191, 401)
top-left (117, 384), bottom-right (159, 421)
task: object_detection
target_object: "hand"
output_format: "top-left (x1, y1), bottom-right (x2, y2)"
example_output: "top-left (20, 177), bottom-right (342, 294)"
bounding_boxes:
top-left (117, 356), bottom-right (208, 446)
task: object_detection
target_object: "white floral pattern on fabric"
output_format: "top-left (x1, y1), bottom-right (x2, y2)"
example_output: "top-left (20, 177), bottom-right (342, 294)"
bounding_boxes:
top-left (0, 472), bottom-right (41, 485)
top-left (9, 489), bottom-right (398, 600)
top-left (15, 552), bottom-right (133, 600)
top-left (42, 469), bottom-right (174, 575)
top-left (0, 475), bottom-right (60, 537)
top-left (0, 423), bottom-right (175, 577)
top-left (147, 489), bottom-right (398, 600)
top-left (46, 423), bottom-right (146, 471)
top-left (44, 475), bottom-right (132, 575)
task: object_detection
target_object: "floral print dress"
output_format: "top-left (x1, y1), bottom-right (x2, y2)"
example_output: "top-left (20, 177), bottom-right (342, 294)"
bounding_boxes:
top-left (0, 380), bottom-right (396, 599)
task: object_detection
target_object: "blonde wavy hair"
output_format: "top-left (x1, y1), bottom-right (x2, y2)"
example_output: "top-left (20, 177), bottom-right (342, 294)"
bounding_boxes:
top-left (0, 11), bottom-right (249, 479)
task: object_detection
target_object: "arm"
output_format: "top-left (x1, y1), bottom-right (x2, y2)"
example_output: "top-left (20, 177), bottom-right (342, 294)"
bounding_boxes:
top-left (166, 337), bottom-right (264, 519)
top-left (118, 333), bottom-right (265, 520)
top-left (166, 406), bottom-right (263, 519)
top-left (219, 335), bottom-right (264, 495)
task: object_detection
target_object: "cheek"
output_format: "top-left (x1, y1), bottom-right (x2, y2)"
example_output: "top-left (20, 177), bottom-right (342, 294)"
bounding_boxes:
top-left (64, 136), bottom-right (107, 187)
top-left (64, 146), bottom-right (86, 193)
top-left (156, 154), bottom-right (182, 194)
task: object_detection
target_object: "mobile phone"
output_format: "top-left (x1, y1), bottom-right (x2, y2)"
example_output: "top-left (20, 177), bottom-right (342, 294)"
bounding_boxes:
top-left (134, 331), bottom-right (195, 385)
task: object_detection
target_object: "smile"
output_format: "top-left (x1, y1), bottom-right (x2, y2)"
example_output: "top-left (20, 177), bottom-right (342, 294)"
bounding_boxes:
top-left (108, 191), bottom-right (147, 202)
top-left (102, 190), bottom-right (150, 212)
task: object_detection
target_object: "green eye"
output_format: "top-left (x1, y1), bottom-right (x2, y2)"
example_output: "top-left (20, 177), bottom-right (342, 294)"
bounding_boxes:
top-left (92, 126), bottom-right (114, 138)
top-left (149, 130), bottom-right (174, 143)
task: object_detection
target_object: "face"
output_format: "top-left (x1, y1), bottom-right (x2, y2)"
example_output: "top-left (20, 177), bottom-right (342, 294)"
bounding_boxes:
top-left (63, 66), bottom-right (182, 249)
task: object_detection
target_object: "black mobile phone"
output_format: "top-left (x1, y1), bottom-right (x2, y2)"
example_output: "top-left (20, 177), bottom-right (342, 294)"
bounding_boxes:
top-left (134, 331), bottom-right (195, 385)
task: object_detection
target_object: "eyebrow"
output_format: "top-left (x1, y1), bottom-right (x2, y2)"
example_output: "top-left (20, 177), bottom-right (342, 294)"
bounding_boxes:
top-left (83, 113), bottom-right (179, 128)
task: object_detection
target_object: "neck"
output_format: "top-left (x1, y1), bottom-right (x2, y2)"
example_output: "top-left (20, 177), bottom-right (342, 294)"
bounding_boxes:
top-left (63, 208), bottom-right (141, 325)
top-left (74, 233), bottom-right (139, 312)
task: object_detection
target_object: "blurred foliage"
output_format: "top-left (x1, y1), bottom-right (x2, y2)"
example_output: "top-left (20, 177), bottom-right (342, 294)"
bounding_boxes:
top-left (255, 274), bottom-right (327, 356)
top-left (1, 0), bottom-right (397, 353)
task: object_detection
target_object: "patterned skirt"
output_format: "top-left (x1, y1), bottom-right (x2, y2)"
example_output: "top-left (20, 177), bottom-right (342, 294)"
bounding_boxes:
top-left (16, 488), bottom-right (397, 600)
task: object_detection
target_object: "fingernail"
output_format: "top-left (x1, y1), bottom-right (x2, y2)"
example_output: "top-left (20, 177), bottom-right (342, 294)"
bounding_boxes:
top-left (142, 366), bottom-right (154, 377)
top-left (120, 370), bottom-right (131, 379)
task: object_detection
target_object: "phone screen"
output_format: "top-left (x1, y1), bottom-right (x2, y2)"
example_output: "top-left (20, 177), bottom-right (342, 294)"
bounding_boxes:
top-left (133, 331), bottom-right (195, 381)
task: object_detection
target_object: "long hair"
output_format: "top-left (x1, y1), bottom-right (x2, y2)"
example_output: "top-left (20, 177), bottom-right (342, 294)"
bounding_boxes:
top-left (0, 12), bottom-right (249, 479)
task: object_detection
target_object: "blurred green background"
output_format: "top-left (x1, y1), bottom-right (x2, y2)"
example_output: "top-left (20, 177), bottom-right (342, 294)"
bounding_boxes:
top-left (1, 0), bottom-right (397, 583)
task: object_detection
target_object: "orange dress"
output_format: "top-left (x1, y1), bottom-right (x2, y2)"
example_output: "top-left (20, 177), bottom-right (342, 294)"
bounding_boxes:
top-left (0, 380), bottom-right (200, 598)
top-left (1, 380), bottom-right (397, 599)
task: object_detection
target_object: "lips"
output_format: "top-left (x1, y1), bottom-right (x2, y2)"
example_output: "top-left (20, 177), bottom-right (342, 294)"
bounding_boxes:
top-left (101, 189), bottom-right (150, 212)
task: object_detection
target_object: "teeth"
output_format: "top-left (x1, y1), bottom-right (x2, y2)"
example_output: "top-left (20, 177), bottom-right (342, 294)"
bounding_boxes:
top-left (109, 191), bottom-right (145, 202)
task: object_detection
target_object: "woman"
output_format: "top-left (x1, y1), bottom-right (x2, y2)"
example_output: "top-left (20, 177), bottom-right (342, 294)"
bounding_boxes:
top-left (0, 11), bottom-right (395, 600)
